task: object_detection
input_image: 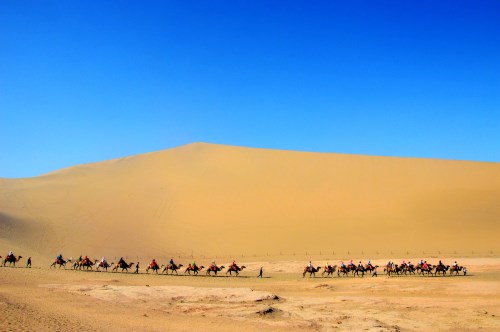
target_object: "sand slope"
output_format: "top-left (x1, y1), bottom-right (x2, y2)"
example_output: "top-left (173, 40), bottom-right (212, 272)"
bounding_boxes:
top-left (1, 143), bottom-right (499, 259)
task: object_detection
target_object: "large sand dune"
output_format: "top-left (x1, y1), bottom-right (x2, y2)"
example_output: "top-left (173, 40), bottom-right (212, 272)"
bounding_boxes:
top-left (1, 143), bottom-right (499, 259)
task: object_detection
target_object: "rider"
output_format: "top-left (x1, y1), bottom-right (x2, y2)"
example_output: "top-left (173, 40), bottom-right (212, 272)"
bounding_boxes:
top-left (231, 260), bottom-right (237, 269)
top-left (358, 261), bottom-right (363, 268)
top-left (210, 261), bottom-right (217, 270)
top-left (101, 257), bottom-right (107, 266)
top-left (341, 261), bottom-right (346, 269)
top-left (308, 261), bottom-right (313, 270)
top-left (57, 254), bottom-right (63, 262)
top-left (419, 259), bottom-right (424, 265)
top-left (78, 255), bottom-right (83, 263)
top-left (439, 260), bottom-right (444, 268)
top-left (8, 250), bottom-right (14, 259)
top-left (169, 257), bottom-right (175, 267)
top-left (423, 261), bottom-right (429, 269)
top-left (367, 260), bottom-right (372, 268)
top-left (348, 259), bottom-right (354, 267)
top-left (192, 261), bottom-right (197, 269)
top-left (84, 255), bottom-right (89, 263)
top-left (118, 257), bottom-right (125, 266)
top-left (453, 261), bottom-right (458, 268)
top-left (150, 259), bottom-right (157, 269)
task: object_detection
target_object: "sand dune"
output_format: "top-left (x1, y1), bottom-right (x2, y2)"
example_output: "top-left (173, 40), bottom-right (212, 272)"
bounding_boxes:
top-left (1, 143), bottom-right (499, 259)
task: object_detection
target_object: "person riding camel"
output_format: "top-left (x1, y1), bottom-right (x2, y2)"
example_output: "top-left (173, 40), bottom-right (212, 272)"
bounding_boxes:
top-left (57, 254), bottom-right (63, 262)
top-left (439, 260), bottom-right (444, 268)
top-left (423, 261), bottom-right (429, 269)
top-left (308, 261), bottom-right (313, 270)
top-left (341, 261), bottom-right (346, 269)
top-left (101, 257), bottom-right (107, 266)
top-left (367, 260), bottom-right (372, 268)
top-left (191, 261), bottom-right (197, 269)
top-left (453, 261), bottom-right (458, 268)
top-left (419, 259), bottom-right (424, 265)
top-left (118, 257), bottom-right (125, 266)
top-left (150, 259), bottom-right (157, 269)
top-left (348, 259), bottom-right (354, 267)
top-left (210, 261), bottom-right (217, 270)
top-left (78, 255), bottom-right (82, 263)
top-left (358, 261), bottom-right (363, 268)
top-left (169, 258), bottom-right (175, 267)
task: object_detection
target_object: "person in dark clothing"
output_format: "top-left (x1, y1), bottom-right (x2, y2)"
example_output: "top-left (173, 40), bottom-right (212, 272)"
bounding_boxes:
top-left (26, 257), bottom-right (32, 268)
top-left (135, 262), bottom-right (140, 274)
top-left (258, 267), bottom-right (263, 278)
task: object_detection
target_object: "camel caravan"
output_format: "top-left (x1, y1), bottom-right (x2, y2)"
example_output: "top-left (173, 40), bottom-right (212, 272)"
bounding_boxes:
top-left (2, 250), bottom-right (468, 279)
top-left (303, 259), bottom-right (467, 278)
top-left (5, 253), bottom-right (246, 277)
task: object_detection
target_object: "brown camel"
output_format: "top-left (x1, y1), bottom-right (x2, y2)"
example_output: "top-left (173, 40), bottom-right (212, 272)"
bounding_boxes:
top-left (162, 263), bottom-right (183, 275)
top-left (112, 261), bottom-right (134, 273)
top-left (96, 261), bottom-right (112, 272)
top-left (50, 258), bottom-right (72, 269)
top-left (449, 265), bottom-right (463, 275)
top-left (226, 265), bottom-right (246, 276)
top-left (78, 259), bottom-right (98, 270)
top-left (337, 265), bottom-right (354, 277)
top-left (303, 266), bottom-right (321, 278)
top-left (206, 265), bottom-right (225, 276)
top-left (434, 265), bottom-right (450, 276)
top-left (321, 265), bottom-right (337, 277)
top-left (364, 264), bottom-right (379, 275)
top-left (185, 265), bottom-right (205, 275)
top-left (146, 263), bottom-right (163, 274)
top-left (3, 255), bottom-right (22, 267)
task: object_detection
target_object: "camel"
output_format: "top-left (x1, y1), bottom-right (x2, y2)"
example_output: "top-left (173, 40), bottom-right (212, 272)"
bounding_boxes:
top-left (303, 266), bottom-right (321, 278)
top-left (226, 265), bottom-right (246, 276)
top-left (449, 265), bottom-right (463, 275)
top-left (364, 264), bottom-right (379, 275)
top-left (353, 265), bottom-right (366, 277)
top-left (96, 261), bottom-right (112, 272)
top-left (185, 264), bottom-right (205, 275)
top-left (434, 265), bottom-right (450, 276)
top-left (162, 263), bottom-right (183, 275)
top-left (112, 261), bottom-right (134, 273)
top-left (337, 265), bottom-right (354, 277)
top-left (321, 265), bottom-right (337, 277)
top-left (206, 265), bottom-right (225, 276)
top-left (50, 258), bottom-right (72, 269)
top-left (146, 263), bottom-right (163, 274)
top-left (3, 255), bottom-right (22, 267)
top-left (78, 259), bottom-right (98, 270)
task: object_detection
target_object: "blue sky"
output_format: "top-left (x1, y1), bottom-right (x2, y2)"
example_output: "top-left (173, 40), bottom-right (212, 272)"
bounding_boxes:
top-left (1, 1), bottom-right (499, 178)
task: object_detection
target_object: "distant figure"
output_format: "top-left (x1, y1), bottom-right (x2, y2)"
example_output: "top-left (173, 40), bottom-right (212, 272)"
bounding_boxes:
top-left (463, 267), bottom-right (467, 276)
top-left (135, 262), bottom-right (140, 274)
top-left (26, 257), bottom-right (32, 268)
top-left (258, 267), bottom-right (263, 278)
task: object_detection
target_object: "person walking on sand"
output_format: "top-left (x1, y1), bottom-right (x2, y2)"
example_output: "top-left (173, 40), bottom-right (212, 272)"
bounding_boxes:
top-left (135, 262), bottom-right (140, 274)
top-left (26, 257), bottom-right (32, 268)
top-left (258, 267), bottom-right (263, 278)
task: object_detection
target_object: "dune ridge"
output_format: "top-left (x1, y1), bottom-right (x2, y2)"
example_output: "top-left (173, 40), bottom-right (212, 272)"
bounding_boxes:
top-left (1, 142), bottom-right (499, 259)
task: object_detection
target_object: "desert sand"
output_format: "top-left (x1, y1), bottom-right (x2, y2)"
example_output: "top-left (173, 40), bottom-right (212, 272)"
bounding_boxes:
top-left (1, 143), bottom-right (499, 331)
top-left (0, 257), bottom-right (499, 331)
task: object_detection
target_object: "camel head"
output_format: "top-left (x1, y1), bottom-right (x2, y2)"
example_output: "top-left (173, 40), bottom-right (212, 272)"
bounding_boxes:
top-left (178, 264), bottom-right (183, 268)
top-left (317, 266), bottom-right (321, 270)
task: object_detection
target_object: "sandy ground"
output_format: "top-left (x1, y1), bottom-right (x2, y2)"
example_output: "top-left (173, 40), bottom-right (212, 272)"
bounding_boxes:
top-left (1, 257), bottom-right (499, 331)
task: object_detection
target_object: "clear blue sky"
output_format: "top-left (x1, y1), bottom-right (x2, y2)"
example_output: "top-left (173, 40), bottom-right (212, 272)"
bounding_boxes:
top-left (1, 1), bottom-right (499, 178)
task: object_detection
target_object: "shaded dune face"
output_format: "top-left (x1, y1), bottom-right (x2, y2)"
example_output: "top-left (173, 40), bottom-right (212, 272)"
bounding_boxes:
top-left (1, 143), bottom-right (499, 258)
